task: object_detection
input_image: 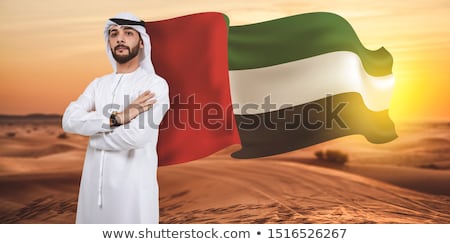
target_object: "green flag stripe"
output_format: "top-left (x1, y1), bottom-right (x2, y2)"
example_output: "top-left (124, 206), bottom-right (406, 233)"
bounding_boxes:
top-left (228, 12), bottom-right (393, 76)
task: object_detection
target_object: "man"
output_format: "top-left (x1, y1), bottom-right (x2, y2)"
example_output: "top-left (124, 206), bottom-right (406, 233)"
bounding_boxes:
top-left (62, 12), bottom-right (169, 224)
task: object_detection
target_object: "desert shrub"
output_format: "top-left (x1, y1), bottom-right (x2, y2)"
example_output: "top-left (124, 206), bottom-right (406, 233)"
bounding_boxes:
top-left (325, 150), bottom-right (348, 164)
top-left (57, 132), bottom-right (68, 139)
top-left (6, 132), bottom-right (16, 137)
top-left (314, 150), bottom-right (324, 160)
top-left (314, 149), bottom-right (348, 164)
top-left (420, 164), bottom-right (439, 170)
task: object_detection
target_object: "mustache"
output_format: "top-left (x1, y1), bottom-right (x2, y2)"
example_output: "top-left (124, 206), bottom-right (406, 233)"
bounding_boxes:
top-left (113, 45), bottom-right (130, 51)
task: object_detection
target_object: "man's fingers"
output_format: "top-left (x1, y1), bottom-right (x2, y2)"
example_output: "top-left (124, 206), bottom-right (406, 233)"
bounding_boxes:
top-left (144, 98), bottom-right (157, 105)
top-left (134, 92), bottom-right (155, 104)
top-left (137, 91), bottom-right (153, 99)
top-left (137, 98), bottom-right (156, 108)
top-left (139, 90), bottom-right (151, 97)
top-left (142, 99), bottom-right (157, 111)
top-left (128, 99), bottom-right (156, 112)
top-left (122, 92), bottom-right (157, 122)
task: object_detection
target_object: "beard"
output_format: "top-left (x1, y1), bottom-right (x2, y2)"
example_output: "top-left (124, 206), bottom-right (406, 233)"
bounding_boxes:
top-left (111, 43), bottom-right (140, 64)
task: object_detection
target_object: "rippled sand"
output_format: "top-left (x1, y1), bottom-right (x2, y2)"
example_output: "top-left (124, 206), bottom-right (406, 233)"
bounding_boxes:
top-left (1, 117), bottom-right (449, 223)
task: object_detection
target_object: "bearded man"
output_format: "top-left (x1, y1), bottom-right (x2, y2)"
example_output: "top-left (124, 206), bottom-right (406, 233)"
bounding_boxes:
top-left (62, 12), bottom-right (169, 224)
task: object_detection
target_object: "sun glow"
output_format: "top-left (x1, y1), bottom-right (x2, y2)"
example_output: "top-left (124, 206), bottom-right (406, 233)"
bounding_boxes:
top-left (0, 0), bottom-right (449, 121)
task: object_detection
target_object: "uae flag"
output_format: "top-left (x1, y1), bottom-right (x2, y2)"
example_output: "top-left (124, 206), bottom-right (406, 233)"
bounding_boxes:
top-left (147, 12), bottom-right (397, 165)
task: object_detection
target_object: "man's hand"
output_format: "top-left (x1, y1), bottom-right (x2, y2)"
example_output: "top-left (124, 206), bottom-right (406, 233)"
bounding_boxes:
top-left (116, 91), bottom-right (156, 125)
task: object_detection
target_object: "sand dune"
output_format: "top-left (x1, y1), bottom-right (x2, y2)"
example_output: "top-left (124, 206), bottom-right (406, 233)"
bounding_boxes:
top-left (158, 148), bottom-right (450, 224)
top-left (0, 143), bottom-right (76, 158)
top-left (3, 156), bottom-right (449, 224)
top-left (1, 117), bottom-right (450, 223)
top-left (0, 173), bottom-right (79, 224)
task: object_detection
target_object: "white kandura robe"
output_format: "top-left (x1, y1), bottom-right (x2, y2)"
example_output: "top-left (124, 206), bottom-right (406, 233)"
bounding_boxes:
top-left (62, 67), bottom-right (169, 224)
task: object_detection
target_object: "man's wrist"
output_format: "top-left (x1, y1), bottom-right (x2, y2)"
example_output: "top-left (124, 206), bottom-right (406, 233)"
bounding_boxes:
top-left (110, 111), bottom-right (122, 127)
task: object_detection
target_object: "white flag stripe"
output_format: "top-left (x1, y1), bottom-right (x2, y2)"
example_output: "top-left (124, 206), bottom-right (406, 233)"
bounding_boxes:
top-left (229, 51), bottom-right (394, 115)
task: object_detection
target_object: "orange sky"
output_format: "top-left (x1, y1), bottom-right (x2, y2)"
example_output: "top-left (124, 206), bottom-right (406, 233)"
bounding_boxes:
top-left (0, 0), bottom-right (449, 122)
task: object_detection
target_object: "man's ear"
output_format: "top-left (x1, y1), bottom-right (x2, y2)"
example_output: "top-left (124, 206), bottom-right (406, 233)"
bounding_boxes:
top-left (140, 39), bottom-right (144, 48)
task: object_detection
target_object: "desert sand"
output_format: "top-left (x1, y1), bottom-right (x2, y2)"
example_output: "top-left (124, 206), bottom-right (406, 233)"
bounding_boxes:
top-left (1, 115), bottom-right (449, 223)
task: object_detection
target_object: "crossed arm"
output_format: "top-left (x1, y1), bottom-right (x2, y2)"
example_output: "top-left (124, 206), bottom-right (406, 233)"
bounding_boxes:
top-left (62, 79), bottom-right (169, 151)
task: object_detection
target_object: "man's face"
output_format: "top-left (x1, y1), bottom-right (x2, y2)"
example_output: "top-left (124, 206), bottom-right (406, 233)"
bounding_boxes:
top-left (108, 26), bottom-right (143, 64)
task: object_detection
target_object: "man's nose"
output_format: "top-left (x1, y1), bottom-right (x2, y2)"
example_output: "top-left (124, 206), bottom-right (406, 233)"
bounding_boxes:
top-left (116, 33), bottom-right (125, 43)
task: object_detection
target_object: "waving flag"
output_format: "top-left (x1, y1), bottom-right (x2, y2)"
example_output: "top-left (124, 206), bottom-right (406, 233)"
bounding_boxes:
top-left (147, 12), bottom-right (397, 165)
top-left (228, 12), bottom-right (397, 158)
top-left (147, 13), bottom-right (240, 165)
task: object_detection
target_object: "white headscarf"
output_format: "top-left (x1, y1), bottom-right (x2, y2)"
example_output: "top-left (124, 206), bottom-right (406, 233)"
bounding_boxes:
top-left (104, 12), bottom-right (155, 74)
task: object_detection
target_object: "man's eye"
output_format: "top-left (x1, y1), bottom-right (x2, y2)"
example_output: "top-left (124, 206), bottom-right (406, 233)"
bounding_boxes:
top-left (109, 33), bottom-right (117, 38)
top-left (126, 31), bottom-right (133, 36)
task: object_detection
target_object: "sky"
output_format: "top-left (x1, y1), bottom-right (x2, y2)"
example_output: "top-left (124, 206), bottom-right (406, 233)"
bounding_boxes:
top-left (0, 0), bottom-right (449, 122)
